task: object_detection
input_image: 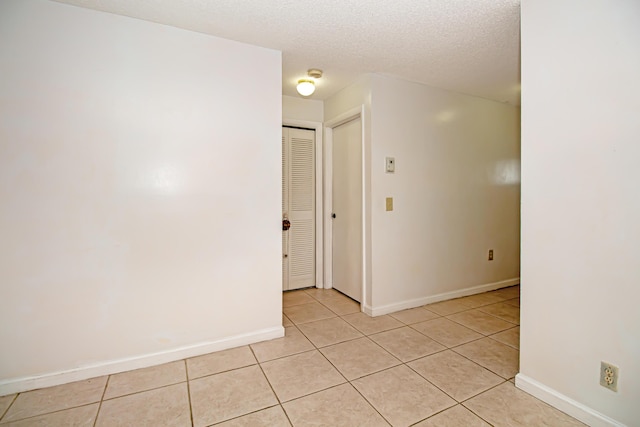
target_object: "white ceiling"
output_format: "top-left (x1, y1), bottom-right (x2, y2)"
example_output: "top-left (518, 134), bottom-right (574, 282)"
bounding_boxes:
top-left (53, 0), bottom-right (521, 105)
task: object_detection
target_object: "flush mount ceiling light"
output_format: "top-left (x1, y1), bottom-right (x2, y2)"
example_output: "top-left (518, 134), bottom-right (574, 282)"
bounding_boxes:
top-left (296, 79), bottom-right (315, 96)
top-left (296, 69), bottom-right (323, 97)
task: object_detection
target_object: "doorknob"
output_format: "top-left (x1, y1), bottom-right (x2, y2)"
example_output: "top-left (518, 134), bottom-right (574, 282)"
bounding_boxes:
top-left (331, 213), bottom-right (336, 219)
top-left (282, 219), bottom-right (291, 231)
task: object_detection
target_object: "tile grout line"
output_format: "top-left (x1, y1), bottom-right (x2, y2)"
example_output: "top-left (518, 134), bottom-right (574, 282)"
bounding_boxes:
top-left (443, 313), bottom-right (518, 337)
top-left (408, 289), bottom-right (519, 425)
top-left (404, 351), bottom-right (515, 409)
top-left (400, 322), bottom-right (517, 398)
top-left (92, 375), bottom-right (110, 427)
top-left (0, 393), bottom-right (18, 422)
top-left (288, 299), bottom-right (492, 426)
top-left (203, 404), bottom-right (285, 427)
top-left (405, 322), bottom-right (487, 349)
top-left (407, 403), bottom-right (458, 427)
top-left (460, 379), bottom-right (513, 404)
top-left (279, 315), bottom-right (354, 391)
top-left (0, 379), bottom-right (111, 423)
top-left (459, 380), bottom-right (513, 426)
top-left (284, 302), bottom-right (394, 425)
top-left (403, 358), bottom-right (465, 404)
top-left (342, 348), bottom-right (458, 426)
top-left (184, 359), bottom-right (195, 427)
top-left (346, 380), bottom-right (394, 427)
top-left (0, 402), bottom-right (102, 425)
top-left (486, 324), bottom-right (520, 345)
top-left (314, 340), bottom-right (394, 426)
top-left (97, 380), bottom-right (189, 403)
top-left (448, 339), bottom-right (519, 380)
top-left (400, 349), bottom-right (504, 422)
top-left (254, 324), bottom-right (316, 364)
top-left (188, 361), bottom-right (259, 382)
top-left (248, 344), bottom-right (295, 426)
top-left (291, 289), bottom-right (521, 425)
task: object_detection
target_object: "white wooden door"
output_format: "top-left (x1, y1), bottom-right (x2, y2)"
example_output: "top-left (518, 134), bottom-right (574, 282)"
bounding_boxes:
top-left (331, 118), bottom-right (362, 301)
top-left (282, 127), bottom-right (315, 290)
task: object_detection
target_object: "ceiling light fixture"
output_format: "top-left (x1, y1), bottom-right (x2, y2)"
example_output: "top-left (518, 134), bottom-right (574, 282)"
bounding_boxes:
top-left (296, 69), bottom-right (323, 97)
top-left (296, 79), bottom-right (315, 96)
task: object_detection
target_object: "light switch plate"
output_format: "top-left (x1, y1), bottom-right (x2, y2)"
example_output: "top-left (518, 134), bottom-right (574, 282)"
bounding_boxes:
top-left (386, 197), bottom-right (393, 211)
top-left (386, 157), bottom-right (395, 173)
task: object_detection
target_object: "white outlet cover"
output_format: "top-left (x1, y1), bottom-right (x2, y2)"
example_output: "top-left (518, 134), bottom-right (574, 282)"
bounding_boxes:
top-left (600, 361), bottom-right (619, 392)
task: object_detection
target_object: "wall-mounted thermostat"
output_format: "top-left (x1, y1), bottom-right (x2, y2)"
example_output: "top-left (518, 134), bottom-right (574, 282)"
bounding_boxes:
top-left (385, 157), bottom-right (395, 173)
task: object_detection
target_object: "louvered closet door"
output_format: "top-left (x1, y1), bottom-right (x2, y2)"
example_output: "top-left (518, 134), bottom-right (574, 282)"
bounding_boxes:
top-left (282, 127), bottom-right (315, 290)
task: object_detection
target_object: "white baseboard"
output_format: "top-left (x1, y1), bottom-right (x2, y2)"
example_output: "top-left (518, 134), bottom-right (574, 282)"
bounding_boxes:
top-left (367, 277), bottom-right (520, 317)
top-left (0, 326), bottom-right (284, 396)
top-left (515, 374), bottom-right (626, 427)
top-left (362, 304), bottom-right (374, 316)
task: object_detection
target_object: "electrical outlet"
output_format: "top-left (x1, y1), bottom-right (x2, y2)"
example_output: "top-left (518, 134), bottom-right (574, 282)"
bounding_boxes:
top-left (600, 361), bottom-right (619, 392)
top-left (488, 249), bottom-right (494, 261)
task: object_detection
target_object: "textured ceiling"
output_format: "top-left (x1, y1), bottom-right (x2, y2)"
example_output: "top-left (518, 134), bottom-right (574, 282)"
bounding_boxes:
top-left (52, 0), bottom-right (521, 105)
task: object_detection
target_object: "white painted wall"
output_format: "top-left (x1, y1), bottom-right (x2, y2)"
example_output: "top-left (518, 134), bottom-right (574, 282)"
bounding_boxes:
top-left (519, 1), bottom-right (640, 425)
top-left (282, 95), bottom-right (323, 123)
top-left (369, 75), bottom-right (520, 312)
top-left (324, 76), bottom-right (372, 123)
top-left (0, 0), bottom-right (282, 393)
top-left (324, 74), bottom-right (520, 314)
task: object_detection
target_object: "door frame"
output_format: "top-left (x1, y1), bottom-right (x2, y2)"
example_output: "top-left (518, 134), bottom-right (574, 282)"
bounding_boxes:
top-left (324, 106), bottom-right (366, 308)
top-left (282, 118), bottom-right (324, 288)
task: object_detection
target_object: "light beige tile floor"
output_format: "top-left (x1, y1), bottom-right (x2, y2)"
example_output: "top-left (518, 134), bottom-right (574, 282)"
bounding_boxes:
top-left (0, 285), bottom-right (586, 426)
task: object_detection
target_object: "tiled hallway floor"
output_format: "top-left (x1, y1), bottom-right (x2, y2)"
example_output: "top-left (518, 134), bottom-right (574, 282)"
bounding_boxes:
top-left (0, 285), bottom-right (585, 426)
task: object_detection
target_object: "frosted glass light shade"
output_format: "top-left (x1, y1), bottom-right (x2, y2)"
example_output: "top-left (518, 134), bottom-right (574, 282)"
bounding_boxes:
top-left (296, 79), bottom-right (315, 96)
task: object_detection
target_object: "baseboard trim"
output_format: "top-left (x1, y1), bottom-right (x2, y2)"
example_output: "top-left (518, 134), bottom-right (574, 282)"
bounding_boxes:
top-left (0, 326), bottom-right (284, 396)
top-left (362, 304), bottom-right (374, 316)
top-left (515, 374), bottom-right (626, 427)
top-left (368, 277), bottom-right (520, 317)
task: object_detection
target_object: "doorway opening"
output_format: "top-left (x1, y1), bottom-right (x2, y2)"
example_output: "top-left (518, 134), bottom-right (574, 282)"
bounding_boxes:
top-left (282, 126), bottom-right (316, 291)
top-left (329, 117), bottom-right (363, 302)
top-left (324, 107), bottom-right (366, 307)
